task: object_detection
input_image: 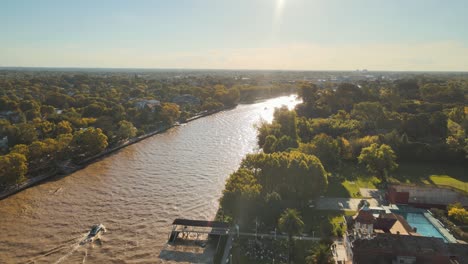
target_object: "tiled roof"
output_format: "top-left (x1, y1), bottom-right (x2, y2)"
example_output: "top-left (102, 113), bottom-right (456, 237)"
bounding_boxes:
top-left (354, 210), bottom-right (375, 225)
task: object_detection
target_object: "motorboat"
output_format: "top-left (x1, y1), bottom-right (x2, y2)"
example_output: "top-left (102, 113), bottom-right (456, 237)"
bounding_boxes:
top-left (80, 224), bottom-right (106, 245)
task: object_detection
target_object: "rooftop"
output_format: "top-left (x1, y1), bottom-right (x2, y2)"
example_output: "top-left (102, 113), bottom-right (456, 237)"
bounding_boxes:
top-left (353, 234), bottom-right (444, 254)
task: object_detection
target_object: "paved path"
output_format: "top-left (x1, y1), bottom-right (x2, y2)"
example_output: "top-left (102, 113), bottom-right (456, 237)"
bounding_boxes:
top-left (332, 240), bottom-right (349, 263)
top-left (221, 233), bottom-right (234, 264)
top-left (316, 197), bottom-right (379, 211)
top-left (238, 232), bottom-right (321, 241)
top-left (423, 212), bottom-right (458, 243)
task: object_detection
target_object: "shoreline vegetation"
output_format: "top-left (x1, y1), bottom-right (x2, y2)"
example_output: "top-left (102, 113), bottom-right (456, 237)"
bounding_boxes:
top-left (0, 94), bottom-right (300, 200)
top-left (0, 105), bottom-right (233, 200)
top-left (0, 70), bottom-right (299, 199)
top-left (215, 77), bottom-right (467, 263)
top-left (0, 93), bottom-right (296, 200)
top-left (0, 94), bottom-right (297, 200)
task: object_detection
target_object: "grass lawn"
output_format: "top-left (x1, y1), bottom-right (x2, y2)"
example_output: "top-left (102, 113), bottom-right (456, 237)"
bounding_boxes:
top-left (390, 162), bottom-right (467, 193)
top-left (428, 175), bottom-right (468, 193)
top-left (326, 162), bottom-right (381, 198)
top-left (326, 161), bottom-right (467, 197)
top-left (325, 178), bottom-right (352, 198)
top-left (342, 178), bottom-right (379, 197)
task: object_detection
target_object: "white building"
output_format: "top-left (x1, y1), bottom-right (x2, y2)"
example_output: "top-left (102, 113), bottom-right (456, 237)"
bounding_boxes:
top-left (135, 99), bottom-right (161, 111)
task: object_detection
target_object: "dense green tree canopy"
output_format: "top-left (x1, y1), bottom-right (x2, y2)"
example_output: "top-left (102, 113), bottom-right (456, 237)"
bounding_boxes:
top-left (116, 120), bottom-right (138, 141)
top-left (257, 107), bottom-right (299, 151)
top-left (56, 120), bottom-right (73, 135)
top-left (241, 151), bottom-right (328, 201)
top-left (220, 169), bottom-right (262, 221)
top-left (278, 208), bottom-right (304, 237)
top-left (299, 134), bottom-right (340, 170)
top-left (0, 153), bottom-right (27, 185)
top-left (279, 208), bottom-right (305, 263)
top-left (70, 128), bottom-right (108, 159)
top-left (358, 143), bottom-right (398, 180)
top-left (0, 72), bottom-right (266, 187)
top-left (305, 241), bottom-right (334, 264)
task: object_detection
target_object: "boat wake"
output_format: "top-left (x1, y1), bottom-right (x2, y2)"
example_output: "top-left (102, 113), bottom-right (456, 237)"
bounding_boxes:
top-left (25, 234), bottom-right (87, 264)
top-left (26, 225), bottom-right (106, 264)
top-left (53, 242), bottom-right (82, 264)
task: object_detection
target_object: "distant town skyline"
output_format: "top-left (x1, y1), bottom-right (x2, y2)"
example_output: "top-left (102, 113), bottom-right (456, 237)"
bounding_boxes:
top-left (1, 0), bottom-right (468, 71)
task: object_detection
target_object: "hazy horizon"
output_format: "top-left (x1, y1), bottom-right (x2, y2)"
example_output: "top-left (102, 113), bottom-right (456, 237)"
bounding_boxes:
top-left (2, 0), bottom-right (468, 71)
top-left (2, 66), bottom-right (468, 74)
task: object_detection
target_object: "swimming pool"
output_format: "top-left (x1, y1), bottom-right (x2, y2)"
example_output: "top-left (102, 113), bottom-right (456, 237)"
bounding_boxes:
top-left (398, 212), bottom-right (448, 242)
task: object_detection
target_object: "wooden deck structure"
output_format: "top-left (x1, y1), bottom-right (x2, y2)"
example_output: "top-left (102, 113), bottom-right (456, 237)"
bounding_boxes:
top-left (168, 218), bottom-right (230, 251)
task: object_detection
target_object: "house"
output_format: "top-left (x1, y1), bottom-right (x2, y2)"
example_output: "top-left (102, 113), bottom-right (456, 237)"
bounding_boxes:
top-left (134, 99), bottom-right (161, 112)
top-left (344, 206), bottom-right (468, 263)
top-left (344, 207), bottom-right (421, 261)
top-left (0, 136), bottom-right (8, 151)
top-left (0, 111), bottom-right (22, 123)
top-left (352, 234), bottom-right (468, 264)
top-left (0, 111), bottom-right (14, 119)
top-left (171, 94), bottom-right (201, 106)
top-left (347, 209), bottom-right (417, 239)
top-left (373, 213), bottom-right (416, 235)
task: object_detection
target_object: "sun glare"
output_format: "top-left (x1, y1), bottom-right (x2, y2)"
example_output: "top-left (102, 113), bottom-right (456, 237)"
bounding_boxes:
top-left (274, 0), bottom-right (286, 23)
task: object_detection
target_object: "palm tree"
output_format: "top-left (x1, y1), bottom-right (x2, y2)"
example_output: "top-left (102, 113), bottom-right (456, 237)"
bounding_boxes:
top-left (305, 241), bottom-right (334, 264)
top-left (278, 208), bottom-right (304, 263)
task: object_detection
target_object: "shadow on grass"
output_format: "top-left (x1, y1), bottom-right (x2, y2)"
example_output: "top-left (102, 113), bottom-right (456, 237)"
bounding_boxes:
top-left (392, 162), bottom-right (468, 185)
top-left (325, 177), bottom-right (351, 198)
top-left (335, 161), bottom-right (467, 193)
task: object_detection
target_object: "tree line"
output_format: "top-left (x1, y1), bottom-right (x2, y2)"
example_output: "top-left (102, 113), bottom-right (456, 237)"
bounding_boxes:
top-left (218, 77), bottom-right (467, 262)
top-left (2, 73), bottom-right (288, 187)
top-left (221, 78), bottom-right (467, 219)
top-left (0, 71), bottom-right (298, 187)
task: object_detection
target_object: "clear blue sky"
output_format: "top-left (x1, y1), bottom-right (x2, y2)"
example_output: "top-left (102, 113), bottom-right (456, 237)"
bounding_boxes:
top-left (1, 0), bottom-right (468, 70)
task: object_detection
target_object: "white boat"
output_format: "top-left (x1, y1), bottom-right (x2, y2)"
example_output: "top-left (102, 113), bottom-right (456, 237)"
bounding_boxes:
top-left (80, 224), bottom-right (106, 245)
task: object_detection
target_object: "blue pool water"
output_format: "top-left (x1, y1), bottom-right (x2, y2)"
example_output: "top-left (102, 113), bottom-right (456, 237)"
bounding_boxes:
top-left (399, 212), bottom-right (447, 242)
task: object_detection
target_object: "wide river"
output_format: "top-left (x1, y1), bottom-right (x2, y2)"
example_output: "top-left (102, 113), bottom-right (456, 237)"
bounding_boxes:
top-left (0, 95), bottom-right (300, 264)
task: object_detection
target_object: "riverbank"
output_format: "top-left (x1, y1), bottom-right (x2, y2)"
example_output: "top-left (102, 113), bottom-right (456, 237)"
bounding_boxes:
top-left (0, 106), bottom-right (234, 200)
top-left (0, 94), bottom-right (302, 263)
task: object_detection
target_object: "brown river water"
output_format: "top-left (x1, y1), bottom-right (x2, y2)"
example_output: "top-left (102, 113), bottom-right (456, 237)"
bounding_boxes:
top-left (0, 95), bottom-right (300, 264)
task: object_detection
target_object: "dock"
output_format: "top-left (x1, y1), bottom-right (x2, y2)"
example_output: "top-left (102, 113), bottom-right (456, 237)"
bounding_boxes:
top-left (168, 218), bottom-right (230, 252)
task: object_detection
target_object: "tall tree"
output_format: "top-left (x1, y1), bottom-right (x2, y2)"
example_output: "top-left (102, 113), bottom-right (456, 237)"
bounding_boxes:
top-left (351, 101), bottom-right (386, 130)
top-left (159, 103), bottom-right (180, 125)
top-left (358, 143), bottom-right (398, 180)
top-left (0, 153), bottom-right (28, 185)
top-left (241, 152), bottom-right (328, 201)
top-left (299, 134), bottom-right (340, 170)
top-left (262, 135), bottom-right (277, 153)
top-left (298, 82), bottom-right (318, 104)
top-left (69, 128), bottom-right (108, 159)
top-left (335, 83), bottom-right (363, 112)
top-left (6, 123), bottom-right (38, 146)
top-left (220, 168), bottom-right (262, 223)
top-left (278, 208), bottom-right (304, 264)
top-left (273, 106), bottom-right (299, 140)
top-left (306, 241), bottom-right (334, 264)
top-left (56, 120), bottom-right (73, 135)
top-left (116, 120), bottom-right (137, 141)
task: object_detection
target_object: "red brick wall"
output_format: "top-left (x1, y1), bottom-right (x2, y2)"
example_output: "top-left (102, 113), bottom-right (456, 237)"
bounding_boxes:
top-left (387, 187), bottom-right (409, 204)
